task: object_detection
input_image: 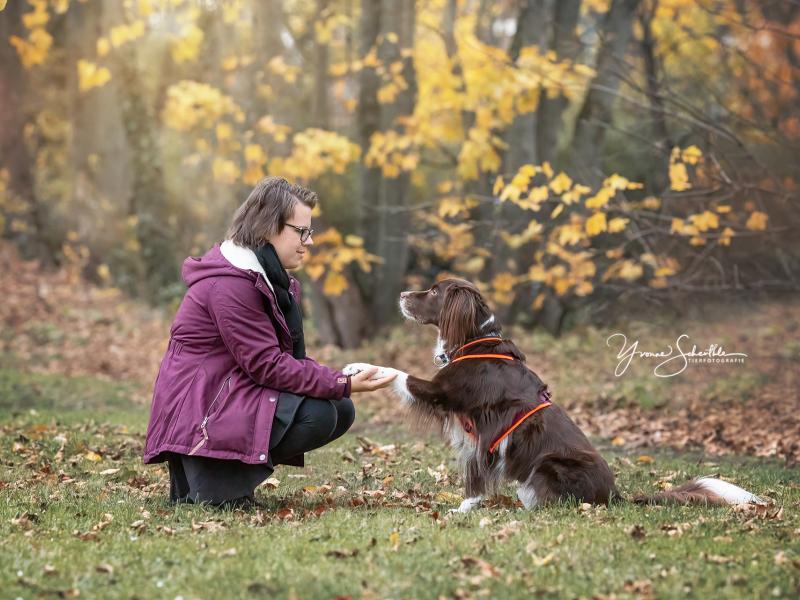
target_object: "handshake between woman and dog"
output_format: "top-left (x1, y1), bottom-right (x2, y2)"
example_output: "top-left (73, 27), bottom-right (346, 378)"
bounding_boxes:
top-left (344, 278), bottom-right (761, 513)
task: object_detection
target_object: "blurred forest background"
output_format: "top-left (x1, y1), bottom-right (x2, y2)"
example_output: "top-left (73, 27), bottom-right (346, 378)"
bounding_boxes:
top-left (1, 0), bottom-right (798, 347)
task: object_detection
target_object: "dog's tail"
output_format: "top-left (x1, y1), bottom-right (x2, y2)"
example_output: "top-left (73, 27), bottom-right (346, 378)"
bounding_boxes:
top-left (633, 476), bottom-right (761, 506)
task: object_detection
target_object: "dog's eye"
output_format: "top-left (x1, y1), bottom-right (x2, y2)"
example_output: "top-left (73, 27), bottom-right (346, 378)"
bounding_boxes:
top-left (430, 288), bottom-right (438, 296)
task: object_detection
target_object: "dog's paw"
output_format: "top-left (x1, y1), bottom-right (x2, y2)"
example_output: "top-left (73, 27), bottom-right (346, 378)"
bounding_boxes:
top-left (449, 496), bottom-right (483, 514)
top-left (343, 363), bottom-right (394, 380)
top-left (342, 362), bottom-right (374, 377)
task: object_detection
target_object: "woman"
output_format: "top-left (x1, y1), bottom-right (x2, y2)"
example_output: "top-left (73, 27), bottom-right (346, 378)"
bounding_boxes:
top-left (143, 176), bottom-right (395, 507)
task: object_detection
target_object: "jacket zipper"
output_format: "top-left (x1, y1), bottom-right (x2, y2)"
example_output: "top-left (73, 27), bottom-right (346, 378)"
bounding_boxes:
top-left (188, 376), bottom-right (231, 455)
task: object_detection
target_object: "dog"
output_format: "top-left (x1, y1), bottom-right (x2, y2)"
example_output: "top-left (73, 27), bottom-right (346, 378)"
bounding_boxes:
top-left (345, 278), bottom-right (761, 512)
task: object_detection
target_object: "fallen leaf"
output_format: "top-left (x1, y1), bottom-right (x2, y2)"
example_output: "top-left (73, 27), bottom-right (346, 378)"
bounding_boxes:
top-left (275, 508), bottom-right (294, 520)
top-left (10, 512), bottom-right (37, 530)
top-left (84, 451), bottom-right (103, 462)
top-left (130, 519), bottom-right (147, 533)
top-left (493, 521), bottom-right (523, 541)
top-left (96, 563), bottom-right (114, 574)
top-left (191, 519), bottom-right (227, 532)
top-left (627, 524), bottom-right (646, 540)
top-left (623, 578), bottom-right (653, 597)
top-left (531, 553), bottom-right (556, 567)
top-left (461, 555), bottom-right (501, 578)
top-left (326, 548), bottom-right (359, 559)
top-left (434, 491), bottom-right (462, 504)
top-left (702, 552), bottom-right (734, 564)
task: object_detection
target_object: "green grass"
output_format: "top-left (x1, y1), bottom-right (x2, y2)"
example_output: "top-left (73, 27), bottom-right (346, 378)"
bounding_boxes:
top-left (1, 370), bottom-right (799, 599)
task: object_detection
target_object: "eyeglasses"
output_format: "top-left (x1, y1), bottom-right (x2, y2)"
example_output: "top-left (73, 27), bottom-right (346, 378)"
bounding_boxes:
top-left (285, 223), bottom-right (314, 243)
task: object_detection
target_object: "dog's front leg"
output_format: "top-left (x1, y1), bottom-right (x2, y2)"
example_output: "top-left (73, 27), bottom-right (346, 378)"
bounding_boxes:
top-left (394, 372), bottom-right (442, 406)
top-left (451, 456), bottom-right (485, 513)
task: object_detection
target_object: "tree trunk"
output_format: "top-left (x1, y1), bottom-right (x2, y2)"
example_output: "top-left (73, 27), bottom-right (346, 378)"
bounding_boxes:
top-left (357, 0), bottom-right (382, 244)
top-left (639, 0), bottom-right (672, 190)
top-left (113, 44), bottom-right (177, 300)
top-left (488, 0), bottom-right (554, 325)
top-left (506, 0), bottom-right (583, 328)
top-left (0, 3), bottom-right (53, 262)
top-left (369, 0), bottom-right (417, 325)
top-left (536, 0), bottom-right (582, 165)
top-left (304, 0), bottom-right (371, 347)
top-left (570, 0), bottom-right (641, 183)
top-left (66, 3), bottom-right (133, 247)
top-left (311, 0), bottom-right (330, 128)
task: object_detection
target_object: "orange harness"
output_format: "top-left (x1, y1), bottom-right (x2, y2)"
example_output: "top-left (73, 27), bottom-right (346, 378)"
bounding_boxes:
top-left (450, 337), bottom-right (553, 455)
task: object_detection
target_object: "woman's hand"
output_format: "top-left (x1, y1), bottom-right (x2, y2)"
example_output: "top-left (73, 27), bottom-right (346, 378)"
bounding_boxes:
top-left (348, 366), bottom-right (398, 393)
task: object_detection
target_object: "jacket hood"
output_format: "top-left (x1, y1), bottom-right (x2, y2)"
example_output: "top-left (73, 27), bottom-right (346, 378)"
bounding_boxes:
top-left (182, 241), bottom-right (275, 292)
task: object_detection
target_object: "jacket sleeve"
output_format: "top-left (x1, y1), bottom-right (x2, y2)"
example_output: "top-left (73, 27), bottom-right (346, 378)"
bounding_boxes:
top-left (207, 277), bottom-right (349, 399)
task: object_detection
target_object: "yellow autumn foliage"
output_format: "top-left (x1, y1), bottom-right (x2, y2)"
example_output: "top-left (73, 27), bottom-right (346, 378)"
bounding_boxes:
top-left (171, 23), bottom-right (204, 64)
top-left (669, 162), bottom-right (690, 191)
top-left (688, 210), bottom-right (719, 232)
top-left (271, 129), bottom-right (361, 181)
top-left (212, 158), bottom-right (240, 185)
top-left (109, 20), bottom-right (145, 48)
top-left (163, 81), bottom-right (244, 131)
top-left (745, 211), bottom-right (768, 231)
top-left (585, 212), bottom-right (607, 237)
top-left (10, 27), bottom-right (53, 68)
top-left (77, 60), bottom-right (111, 92)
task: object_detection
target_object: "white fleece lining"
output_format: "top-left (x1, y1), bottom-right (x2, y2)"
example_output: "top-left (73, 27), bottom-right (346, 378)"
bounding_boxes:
top-left (220, 240), bottom-right (275, 293)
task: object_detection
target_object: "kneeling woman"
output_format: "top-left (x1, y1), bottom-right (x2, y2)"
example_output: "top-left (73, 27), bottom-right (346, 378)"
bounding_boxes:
top-left (143, 177), bottom-right (395, 506)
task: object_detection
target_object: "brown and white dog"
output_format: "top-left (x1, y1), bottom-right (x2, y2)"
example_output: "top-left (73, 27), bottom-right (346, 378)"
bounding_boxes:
top-left (346, 278), bottom-right (761, 512)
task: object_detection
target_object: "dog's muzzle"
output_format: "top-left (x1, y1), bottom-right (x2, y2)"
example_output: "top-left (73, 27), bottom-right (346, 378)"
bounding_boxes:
top-left (398, 298), bottom-right (415, 321)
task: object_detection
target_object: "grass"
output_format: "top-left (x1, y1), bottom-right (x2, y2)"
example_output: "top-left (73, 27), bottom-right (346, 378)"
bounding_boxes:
top-left (1, 370), bottom-right (799, 599)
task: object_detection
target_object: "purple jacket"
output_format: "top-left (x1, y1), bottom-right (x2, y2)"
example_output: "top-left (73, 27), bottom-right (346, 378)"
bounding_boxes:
top-left (143, 241), bottom-right (350, 466)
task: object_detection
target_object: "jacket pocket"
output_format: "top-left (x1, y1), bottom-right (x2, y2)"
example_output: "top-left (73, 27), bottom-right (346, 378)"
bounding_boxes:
top-left (188, 375), bottom-right (232, 455)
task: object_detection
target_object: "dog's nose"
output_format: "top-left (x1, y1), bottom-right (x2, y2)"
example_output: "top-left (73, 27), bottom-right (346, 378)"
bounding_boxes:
top-left (400, 291), bottom-right (411, 299)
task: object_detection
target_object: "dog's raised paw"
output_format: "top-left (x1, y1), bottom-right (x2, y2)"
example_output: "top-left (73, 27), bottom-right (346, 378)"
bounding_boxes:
top-left (342, 362), bottom-right (373, 376)
top-left (343, 363), bottom-right (394, 379)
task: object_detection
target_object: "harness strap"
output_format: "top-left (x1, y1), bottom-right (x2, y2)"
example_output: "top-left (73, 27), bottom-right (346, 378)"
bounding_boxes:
top-left (451, 337), bottom-right (503, 360)
top-left (488, 401), bottom-right (552, 454)
top-left (451, 353), bottom-right (514, 364)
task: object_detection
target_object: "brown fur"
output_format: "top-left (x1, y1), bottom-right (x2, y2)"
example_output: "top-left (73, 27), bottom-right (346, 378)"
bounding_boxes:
top-left (633, 482), bottom-right (728, 506)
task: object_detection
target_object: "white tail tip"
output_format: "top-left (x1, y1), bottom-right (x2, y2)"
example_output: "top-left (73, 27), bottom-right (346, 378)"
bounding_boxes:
top-left (696, 477), bottom-right (762, 505)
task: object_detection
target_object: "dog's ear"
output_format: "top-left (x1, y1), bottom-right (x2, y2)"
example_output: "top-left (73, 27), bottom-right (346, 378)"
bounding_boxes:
top-left (439, 286), bottom-right (479, 350)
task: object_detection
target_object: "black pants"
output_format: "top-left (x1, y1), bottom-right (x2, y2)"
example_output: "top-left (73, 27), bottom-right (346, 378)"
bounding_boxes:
top-left (270, 396), bottom-right (355, 463)
top-left (167, 397), bottom-right (355, 506)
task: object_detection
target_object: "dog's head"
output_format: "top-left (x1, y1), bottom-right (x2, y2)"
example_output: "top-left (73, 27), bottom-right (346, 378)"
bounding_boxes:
top-left (399, 278), bottom-right (495, 352)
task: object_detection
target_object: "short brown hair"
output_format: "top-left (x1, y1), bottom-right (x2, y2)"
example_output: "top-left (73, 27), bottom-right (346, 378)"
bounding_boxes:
top-left (226, 176), bottom-right (318, 248)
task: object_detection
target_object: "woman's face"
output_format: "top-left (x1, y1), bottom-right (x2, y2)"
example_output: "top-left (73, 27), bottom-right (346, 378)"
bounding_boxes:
top-left (270, 202), bottom-right (313, 270)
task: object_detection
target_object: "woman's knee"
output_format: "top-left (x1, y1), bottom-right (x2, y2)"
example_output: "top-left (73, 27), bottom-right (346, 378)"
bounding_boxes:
top-left (297, 397), bottom-right (338, 442)
top-left (334, 397), bottom-right (355, 434)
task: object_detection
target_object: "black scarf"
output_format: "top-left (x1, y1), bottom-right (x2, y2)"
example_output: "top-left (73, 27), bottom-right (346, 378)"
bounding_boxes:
top-left (254, 243), bottom-right (305, 359)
